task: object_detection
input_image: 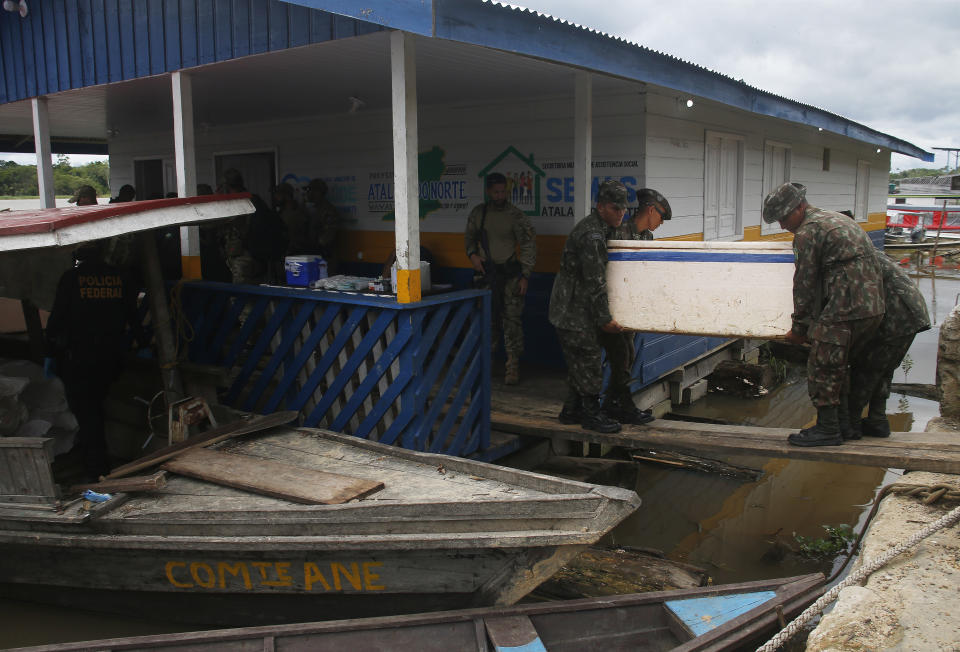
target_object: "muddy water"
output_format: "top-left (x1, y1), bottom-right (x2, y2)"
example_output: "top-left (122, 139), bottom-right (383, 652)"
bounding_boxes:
top-left (610, 256), bottom-right (957, 586)
top-left (1, 257), bottom-right (956, 648)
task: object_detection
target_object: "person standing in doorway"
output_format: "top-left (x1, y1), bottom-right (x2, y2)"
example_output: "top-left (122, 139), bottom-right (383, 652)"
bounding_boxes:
top-left (465, 172), bottom-right (537, 385)
top-left (761, 182), bottom-right (884, 447)
top-left (304, 178), bottom-right (340, 274)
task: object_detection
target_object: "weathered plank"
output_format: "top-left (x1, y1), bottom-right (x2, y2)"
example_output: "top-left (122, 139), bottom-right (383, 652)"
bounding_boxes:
top-left (484, 615), bottom-right (545, 652)
top-left (161, 447), bottom-right (385, 504)
top-left (105, 410), bottom-right (299, 479)
top-left (69, 471), bottom-right (167, 495)
top-left (491, 396), bottom-right (960, 473)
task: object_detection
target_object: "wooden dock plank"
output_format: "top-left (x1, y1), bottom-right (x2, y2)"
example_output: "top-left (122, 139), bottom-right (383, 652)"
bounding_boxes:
top-left (491, 396), bottom-right (960, 473)
top-left (162, 447), bottom-right (384, 504)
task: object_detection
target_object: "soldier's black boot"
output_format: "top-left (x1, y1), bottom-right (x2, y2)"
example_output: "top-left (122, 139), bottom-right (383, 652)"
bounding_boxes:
top-left (861, 396), bottom-right (891, 438)
top-left (558, 392), bottom-right (582, 425)
top-left (839, 395), bottom-right (860, 440)
top-left (845, 400), bottom-right (864, 440)
top-left (602, 390), bottom-right (654, 426)
top-left (581, 395), bottom-right (621, 434)
top-left (788, 406), bottom-right (843, 447)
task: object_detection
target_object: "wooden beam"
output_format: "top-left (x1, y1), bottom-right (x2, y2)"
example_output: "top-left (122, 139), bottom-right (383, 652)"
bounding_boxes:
top-left (491, 395), bottom-right (960, 474)
top-left (162, 447), bottom-right (384, 504)
top-left (105, 411), bottom-right (298, 479)
top-left (70, 471), bottom-right (167, 495)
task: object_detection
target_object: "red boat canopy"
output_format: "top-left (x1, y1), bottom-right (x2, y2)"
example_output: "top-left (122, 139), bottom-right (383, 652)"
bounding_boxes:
top-left (0, 194), bottom-right (253, 252)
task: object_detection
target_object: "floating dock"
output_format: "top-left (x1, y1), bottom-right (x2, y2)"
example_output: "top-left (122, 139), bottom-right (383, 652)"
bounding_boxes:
top-left (492, 395), bottom-right (960, 474)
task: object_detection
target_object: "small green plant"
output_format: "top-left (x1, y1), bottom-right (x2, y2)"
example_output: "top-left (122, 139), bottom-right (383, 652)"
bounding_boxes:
top-left (901, 354), bottom-right (914, 382)
top-left (794, 524), bottom-right (855, 558)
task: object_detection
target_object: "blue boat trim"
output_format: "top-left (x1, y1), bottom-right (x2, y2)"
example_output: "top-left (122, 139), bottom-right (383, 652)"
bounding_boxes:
top-left (666, 590), bottom-right (778, 637)
top-left (608, 252), bottom-right (795, 263)
top-left (492, 640), bottom-right (548, 652)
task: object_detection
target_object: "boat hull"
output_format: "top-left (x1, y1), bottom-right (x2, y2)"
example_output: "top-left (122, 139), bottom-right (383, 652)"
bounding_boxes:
top-left (607, 240), bottom-right (795, 338)
top-left (0, 428), bottom-right (638, 626)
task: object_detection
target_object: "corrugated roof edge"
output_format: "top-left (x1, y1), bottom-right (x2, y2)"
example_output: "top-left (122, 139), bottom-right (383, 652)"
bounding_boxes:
top-left (432, 0), bottom-right (931, 162)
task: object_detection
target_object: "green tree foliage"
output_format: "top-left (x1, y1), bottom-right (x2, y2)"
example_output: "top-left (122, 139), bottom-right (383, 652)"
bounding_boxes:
top-left (892, 166), bottom-right (960, 179)
top-left (0, 158), bottom-right (109, 196)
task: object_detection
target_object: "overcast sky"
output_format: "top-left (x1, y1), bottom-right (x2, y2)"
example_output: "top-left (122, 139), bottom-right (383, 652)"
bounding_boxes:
top-left (518, 0), bottom-right (960, 172)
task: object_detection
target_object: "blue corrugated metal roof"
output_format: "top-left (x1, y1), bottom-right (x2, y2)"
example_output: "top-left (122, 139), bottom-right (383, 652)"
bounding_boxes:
top-left (288, 0), bottom-right (933, 162)
top-left (0, 0), bottom-right (932, 161)
top-left (0, 0), bottom-right (382, 103)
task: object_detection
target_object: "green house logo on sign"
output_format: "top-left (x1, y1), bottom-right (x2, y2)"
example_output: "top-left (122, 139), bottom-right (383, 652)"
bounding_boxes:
top-left (478, 146), bottom-right (545, 217)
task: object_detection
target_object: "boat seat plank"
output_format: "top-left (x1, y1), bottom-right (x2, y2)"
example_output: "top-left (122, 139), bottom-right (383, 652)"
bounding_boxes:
top-left (230, 435), bottom-right (551, 502)
top-left (162, 448), bottom-right (384, 505)
top-left (484, 615), bottom-right (547, 652)
top-left (492, 395), bottom-right (960, 474)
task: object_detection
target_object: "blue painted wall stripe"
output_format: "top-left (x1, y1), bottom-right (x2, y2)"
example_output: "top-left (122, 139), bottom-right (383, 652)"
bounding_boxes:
top-left (608, 252), bottom-right (795, 263)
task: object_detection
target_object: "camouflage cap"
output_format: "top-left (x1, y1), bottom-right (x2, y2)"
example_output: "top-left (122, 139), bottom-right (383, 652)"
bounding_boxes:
top-left (762, 182), bottom-right (807, 224)
top-left (636, 188), bottom-right (672, 220)
top-left (597, 179), bottom-right (628, 209)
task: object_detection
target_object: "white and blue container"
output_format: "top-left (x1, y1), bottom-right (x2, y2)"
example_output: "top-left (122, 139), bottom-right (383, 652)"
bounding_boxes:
top-left (285, 255), bottom-right (328, 287)
top-left (606, 240), bottom-right (795, 338)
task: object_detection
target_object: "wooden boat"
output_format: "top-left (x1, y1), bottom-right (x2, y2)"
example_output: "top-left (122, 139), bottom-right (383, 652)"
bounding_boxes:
top-left (6, 573), bottom-right (825, 651)
top-left (607, 240), bottom-right (795, 338)
top-left (0, 423), bottom-right (640, 627)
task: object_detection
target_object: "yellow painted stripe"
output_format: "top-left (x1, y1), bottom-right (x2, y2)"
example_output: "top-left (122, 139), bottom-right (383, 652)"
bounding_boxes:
top-left (396, 268), bottom-right (421, 303)
top-left (181, 255), bottom-right (202, 280)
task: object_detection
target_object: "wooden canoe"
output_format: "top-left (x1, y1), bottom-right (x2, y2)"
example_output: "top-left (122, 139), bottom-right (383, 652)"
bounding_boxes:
top-left (0, 426), bottom-right (639, 627)
top-left (6, 573), bottom-right (824, 651)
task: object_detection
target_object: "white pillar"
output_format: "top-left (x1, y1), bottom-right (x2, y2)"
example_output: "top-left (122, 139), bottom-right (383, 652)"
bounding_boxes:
top-left (574, 72), bottom-right (593, 222)
top-left (31, 97), bottom-right (55, 209)
top-left (172, 71), bottom-right (201, 278)
top-left (390, 30), bottom-right (421, 303)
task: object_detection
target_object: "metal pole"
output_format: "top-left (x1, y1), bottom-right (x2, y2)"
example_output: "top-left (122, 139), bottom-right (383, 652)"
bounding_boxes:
top-left (931, 199), bottom-right (947, 263)
top-left (140, 232), bottom-right (184, 404)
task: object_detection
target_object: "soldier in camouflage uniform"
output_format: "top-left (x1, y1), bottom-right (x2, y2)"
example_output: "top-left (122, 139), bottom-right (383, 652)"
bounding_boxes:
top-left (549, 180), bottom-right (662, 433)
top-left (762, 182), bottom-right (884, 447)
top-left (603, 188), bottom-right (673, 424)
top-left (305, 178), bottom-right (341, 274)
top-left (846, 240), bottom-right (930, 439)
top-left (218, 169), bottom-right (268, 285)
top-left (465, 172), bottom-right (537, 385)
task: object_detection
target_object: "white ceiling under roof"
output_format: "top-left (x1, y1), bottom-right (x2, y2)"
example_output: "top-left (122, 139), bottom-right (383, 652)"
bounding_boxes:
top-left (0, 31), bottom-right (630, 143)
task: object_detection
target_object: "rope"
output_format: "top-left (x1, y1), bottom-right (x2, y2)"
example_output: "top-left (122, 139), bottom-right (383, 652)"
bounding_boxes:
top-left (756, 486), bottom-right (960, 652)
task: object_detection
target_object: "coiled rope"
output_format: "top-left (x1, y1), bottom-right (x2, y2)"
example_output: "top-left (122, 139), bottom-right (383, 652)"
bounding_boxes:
top-left (755, 483), bottom-right (960, 652)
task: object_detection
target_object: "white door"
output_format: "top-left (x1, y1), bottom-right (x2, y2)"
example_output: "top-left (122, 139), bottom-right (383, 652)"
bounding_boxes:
top-left (761, 142), bottom-right (792, 235)
top-left (704, 133), bottom-right (743, 240)
top-left (855, 160), bottom-right (870, 220)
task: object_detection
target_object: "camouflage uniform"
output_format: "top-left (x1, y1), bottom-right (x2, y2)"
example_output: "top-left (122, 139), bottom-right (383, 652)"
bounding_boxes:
top-left (549, 209), bottom-right (620, 399)
top-left (791, 206), bottom-right (885, 407)
top-left (219, 215), bottom-right (266, 285)
top-left (605, 217), bottom-right (652, 394)
top-left (465, 201), bottom-right (537, 358)
top-left (306, 198), bottom-right (340, 272)
top-left (849, 250), bottom-right (930, 418)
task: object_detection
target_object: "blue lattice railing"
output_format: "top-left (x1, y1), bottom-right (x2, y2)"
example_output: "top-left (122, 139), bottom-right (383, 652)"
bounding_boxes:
top-left (175, 282), bottom-right (492, 457)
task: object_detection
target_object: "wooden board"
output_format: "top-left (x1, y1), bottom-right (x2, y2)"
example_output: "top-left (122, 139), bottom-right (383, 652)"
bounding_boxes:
top-left (491, 395), bottom-right (960, 474)
top-left (161, 447), bottom-right (384, 504)
top-left (485, 615), bottom-right (546, 652)
top-left (105, 411), bottom-right (299, 479)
